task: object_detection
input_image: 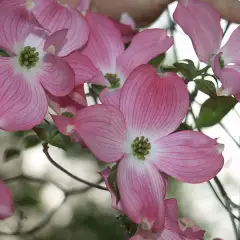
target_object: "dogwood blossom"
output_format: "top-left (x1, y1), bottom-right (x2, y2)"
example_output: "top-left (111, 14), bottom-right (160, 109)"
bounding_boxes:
top-left (74, 64), bottom-right (224, 230)
top-left (174, 0), bottom-right (240, 100)
top-left (0, 10), bottom-right (74, 131)
top-left (64, 12), bottom-right (173, 106)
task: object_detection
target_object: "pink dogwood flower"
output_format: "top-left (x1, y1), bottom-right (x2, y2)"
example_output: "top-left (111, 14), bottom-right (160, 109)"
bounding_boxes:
top-left (99, 169), bottom-right (206, 240)
top-left (99, 166), bottom-right (123, 211)
top-left (99, 166), bottom-right (168, 213)
top-left (179, 218), bottom-right (205, 240)
top-left (0, 0), bottom-right (89, 57)
top-left (74, 64), bottom-right (224, 231)
top-left (0, 181), bottom-right (14, 219)
top-left (64, 12), bottom-right (173, 106)
top-left (173, 0), bottom-right (240, 100)
top-left (131, 199), bottom-right (205, 240)
top-left (49, 85), bottom-right (87, 143)
top-left (0, 10), bottom-right (74, 131)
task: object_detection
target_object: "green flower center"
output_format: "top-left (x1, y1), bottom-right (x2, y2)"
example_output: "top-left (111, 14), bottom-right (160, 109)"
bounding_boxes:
top-left (219, 56), bottom-right (224, 69)
top-left (62, 112), bottom-right (74, 118)
top-left (19, 46), bottom-right (39, 69)
top-left (105, 73), bottom-right (121, 89)
top-left (131, 136), bottom-right (151, 160)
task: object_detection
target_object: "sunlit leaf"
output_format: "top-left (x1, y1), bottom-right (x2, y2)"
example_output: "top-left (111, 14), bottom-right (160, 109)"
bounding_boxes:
top-left (195, 79), bottom-right (216, 97)
top-left (196, 96), bottom-right (237, 128)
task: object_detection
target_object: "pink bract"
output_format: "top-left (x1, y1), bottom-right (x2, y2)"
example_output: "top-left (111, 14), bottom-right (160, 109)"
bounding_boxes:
top-left (111, 13), bottom-right (137, 44)
top-left (48, 85), bottom-right (87, 143)
top-left (31, 0), bottom-right (89, 56)
top-left (174, 0), bottom-right (240, 99)
top-left (99, 167), bottom-right (123, 211)
top-left (179, 217), bottom-right (205, 240)
top-left (173, 0), bottom-right (222, 63)
top-left (74, 64), bottom-right (224, 230)
top-left (64, 12), bottom-right (173, 106)
top-left (0, 10), bottom-right (74, 131)
top-left (0, 0), bottom-right (89, 56)
top-left (130, 199), bottom-right (205, 240)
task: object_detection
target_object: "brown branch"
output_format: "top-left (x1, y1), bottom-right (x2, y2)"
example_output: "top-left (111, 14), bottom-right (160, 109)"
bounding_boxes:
top-left (42, 143), bottom-right (108, 191)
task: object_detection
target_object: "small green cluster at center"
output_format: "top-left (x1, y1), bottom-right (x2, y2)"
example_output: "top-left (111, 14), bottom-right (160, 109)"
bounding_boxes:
top-left (19, 46), bottom-right (39, 69)
top-left (105, 73), bottom-right (121, 89)
top-left (62, 111), bottom-right (74, 118)
top-left (131, 136), bottom-right (151, 160)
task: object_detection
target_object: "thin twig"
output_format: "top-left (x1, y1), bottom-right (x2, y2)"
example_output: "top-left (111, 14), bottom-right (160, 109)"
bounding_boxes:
top-left (44, 119), bottom-right (50, 124)
top-left (208, 181), bottom-right (240, 221)
top-left (223, 21), bottom-right (231, 37)
top-left (213, 176), bottom-right (227, 198)
top-left (190, 104), bottom-right (240, 226)
top-left (0, 174), bottom-right (101, 236)
top-left (226, 198), bottom-right (238, 240)
top-left (219, 122), bottom-right (240, 148)
top-left (42, 143), bottom-right (108, 191)
top-left (207, 181), bottom-right (225, 209)
top-left (238, 189), bottom-right (240, 234)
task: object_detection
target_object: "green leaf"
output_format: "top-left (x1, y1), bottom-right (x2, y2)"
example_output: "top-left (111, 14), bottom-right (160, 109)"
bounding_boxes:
top-left (33, 124), bottom-right (73, 151)
top-left (173, 59), bottom-right (197, 81)
top-left (65, 142), bottom-right (83, 157)
top-left (23, 135), bottom-right (41, 148)
top-left (196, 96), bottom-right (238, 128)
top-left (3, 148), bottom-right (21, 162)
top-left (149, 53), bottom-right (166, 67)
top-left (48, 133), bottom-right (72, 151)
top-left (195, 80), bottom-right (216, 97)
top-left (175, 123), bottom-right (192, 132)
top-left (174, 60), bottom-right (197, 80)
top-left (197, 65), bottom-right (210, 75)
top-left (33, 124), bottom-right (58, 142)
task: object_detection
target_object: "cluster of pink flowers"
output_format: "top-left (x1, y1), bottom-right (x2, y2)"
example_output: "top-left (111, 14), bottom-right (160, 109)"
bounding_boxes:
top-left (0, 0), bottom-right (236, 239)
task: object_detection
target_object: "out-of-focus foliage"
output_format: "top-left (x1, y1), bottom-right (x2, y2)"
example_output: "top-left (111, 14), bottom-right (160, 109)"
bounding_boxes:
top-left (34, 204), bottom-right (125, 240)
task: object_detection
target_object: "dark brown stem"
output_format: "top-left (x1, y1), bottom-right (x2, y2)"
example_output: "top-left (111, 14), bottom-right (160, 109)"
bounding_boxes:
top-left (42, 143), bottom-right (107, 191)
